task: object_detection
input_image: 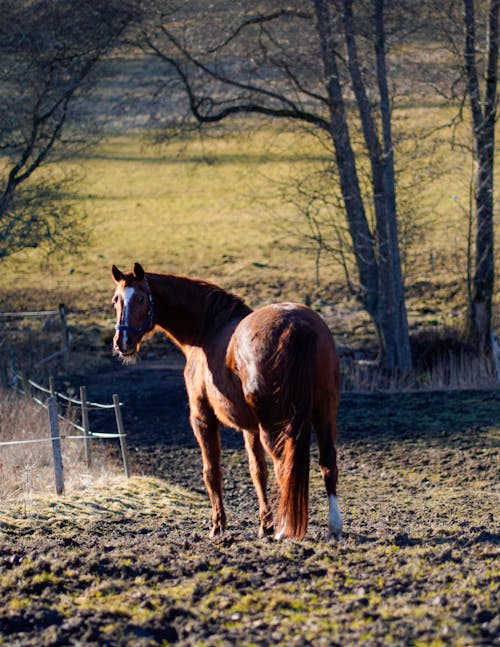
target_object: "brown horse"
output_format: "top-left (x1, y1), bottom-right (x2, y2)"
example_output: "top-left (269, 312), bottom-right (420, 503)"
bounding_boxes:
top-left (112, 262), bottom-right (342, 539)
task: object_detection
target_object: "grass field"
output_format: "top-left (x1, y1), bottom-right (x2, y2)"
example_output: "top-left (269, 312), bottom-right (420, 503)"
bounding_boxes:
top-left (1, 110), bottom-right (498, 348)
top-left (1, 129), bottom-right (322, 311)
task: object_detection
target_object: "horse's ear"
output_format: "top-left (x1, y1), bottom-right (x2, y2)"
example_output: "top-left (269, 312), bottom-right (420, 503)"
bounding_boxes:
top-left (112, 265), bottom-right (123, 283)
top-left (133, 262), bottom-right (145, 281)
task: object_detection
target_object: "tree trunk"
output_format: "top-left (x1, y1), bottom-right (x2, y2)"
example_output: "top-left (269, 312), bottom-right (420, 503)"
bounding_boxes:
top-left (313, 0), bottom-right (379, 322)
top-left (463, 0), bottom-right (498, 354)
top-left (342, 0), bottom-right (412, 371)
top-left (316, 0), bottom-right (412, 371)
top-left (373, 0), bottom-right (412, 372)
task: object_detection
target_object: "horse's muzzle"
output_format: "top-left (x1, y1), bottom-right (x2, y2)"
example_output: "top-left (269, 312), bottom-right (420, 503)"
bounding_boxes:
top-left (113, 331), bottom-right (138, 358)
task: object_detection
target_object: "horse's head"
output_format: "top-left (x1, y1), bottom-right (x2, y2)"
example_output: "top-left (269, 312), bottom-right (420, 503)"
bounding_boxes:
top-left (111, 262), bottom-right (154, 362)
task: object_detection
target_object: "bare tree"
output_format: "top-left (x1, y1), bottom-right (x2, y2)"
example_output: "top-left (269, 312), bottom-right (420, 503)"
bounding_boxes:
top-left (0, 0), bottom-right (131, 260)
top-left (462, 0), bottom-right (499, 353)
top-left (419, 0), bottom-right (498, 356)
top-left (132, 0), bottom-right (416, 371)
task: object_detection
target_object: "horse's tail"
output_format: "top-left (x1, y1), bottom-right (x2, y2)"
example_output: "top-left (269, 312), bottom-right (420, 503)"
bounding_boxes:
top-left (273, 323), bottom-right (316, 539)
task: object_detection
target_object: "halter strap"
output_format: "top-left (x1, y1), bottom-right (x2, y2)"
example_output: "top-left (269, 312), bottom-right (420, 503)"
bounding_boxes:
top-left (115, 279), bottom-right (154, 334)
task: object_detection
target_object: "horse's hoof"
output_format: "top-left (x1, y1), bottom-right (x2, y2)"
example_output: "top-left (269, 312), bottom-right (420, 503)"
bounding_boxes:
top-left (328, 496), bottom-right (343, 540)
top-left (210, 526), bottom-right (224, 538)
top-left (258, 525), bottom-right (274, 539)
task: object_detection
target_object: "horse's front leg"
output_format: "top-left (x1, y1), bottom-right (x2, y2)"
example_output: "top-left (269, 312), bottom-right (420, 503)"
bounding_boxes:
top-left (190, 405), bottom-right (226, 537)
top-left (243, 430), bottom-right (274, 537)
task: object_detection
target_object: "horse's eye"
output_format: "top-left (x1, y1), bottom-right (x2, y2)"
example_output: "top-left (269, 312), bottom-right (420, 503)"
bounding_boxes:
top-left (138, 296), bottom-right (144, 304)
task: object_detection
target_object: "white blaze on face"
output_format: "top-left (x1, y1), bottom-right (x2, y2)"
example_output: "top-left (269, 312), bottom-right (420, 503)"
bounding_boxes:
top-left (120, 286), bottom-right (136, 347)
top-left (328, 495), bottom-right (343, 539)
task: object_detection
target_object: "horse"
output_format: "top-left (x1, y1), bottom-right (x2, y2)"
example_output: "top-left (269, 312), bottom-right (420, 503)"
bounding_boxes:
top-left (112, 262), bottom-right (342, 540)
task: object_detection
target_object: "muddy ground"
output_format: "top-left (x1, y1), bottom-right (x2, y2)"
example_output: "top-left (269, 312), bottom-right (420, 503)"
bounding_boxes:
top-left (0, 350), bottom-right (499, 646)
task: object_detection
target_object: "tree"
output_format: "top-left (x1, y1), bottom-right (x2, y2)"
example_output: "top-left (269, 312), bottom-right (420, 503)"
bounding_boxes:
top-left (0, 0), bottom-right (131, 260)
top-left (133, 0), bottom-right (414, 372)
top-left (462, 0), bottom-right (499, 354)
top-left (424, 0), bottom-right (499, 355)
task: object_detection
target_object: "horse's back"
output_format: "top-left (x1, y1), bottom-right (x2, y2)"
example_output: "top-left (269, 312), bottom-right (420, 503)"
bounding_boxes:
top-left (232, 302), bottom-right (337, 361)
top-left (229, 302), bottom-right (339, 413)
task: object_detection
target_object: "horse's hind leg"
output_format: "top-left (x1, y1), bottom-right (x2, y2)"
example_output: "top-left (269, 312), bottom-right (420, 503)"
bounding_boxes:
top-left (313, 404), bottom-right (343, 539)
top-left (243, 430), bottom-right (274, 537)
top-left (190, 403), bottom-right (226, 537)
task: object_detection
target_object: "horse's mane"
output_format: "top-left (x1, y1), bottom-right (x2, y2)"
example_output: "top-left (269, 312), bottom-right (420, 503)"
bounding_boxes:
top-left (197, 281), bottom-right (252, 338)
top-left (148, 273), bottom-right (252, 344)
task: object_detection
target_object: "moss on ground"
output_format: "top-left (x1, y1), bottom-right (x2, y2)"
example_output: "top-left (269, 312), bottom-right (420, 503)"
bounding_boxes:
top-left (0, 392), bottom-right (498, 645)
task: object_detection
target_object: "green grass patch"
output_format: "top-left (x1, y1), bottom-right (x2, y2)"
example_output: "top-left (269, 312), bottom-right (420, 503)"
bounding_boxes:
top-left (1, 110), bottom-right (498, 333)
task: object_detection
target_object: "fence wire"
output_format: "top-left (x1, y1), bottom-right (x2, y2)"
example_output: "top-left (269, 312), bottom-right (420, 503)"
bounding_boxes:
top-left (1, 374), bottom-right (126, 447)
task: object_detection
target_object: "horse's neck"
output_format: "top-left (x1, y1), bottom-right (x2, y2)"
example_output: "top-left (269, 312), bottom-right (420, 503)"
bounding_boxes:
top-left (148, 274), bottom-right (249, 351)
top-left (148, 274), bottom-right (203, 349)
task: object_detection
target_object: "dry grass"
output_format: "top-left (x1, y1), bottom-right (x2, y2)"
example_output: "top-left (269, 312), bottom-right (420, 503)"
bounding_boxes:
top-left (0, 110), bottom-right (498, 322)
top-left (341, 326), bottom-right (499, 392)
top-left (341, 354), bottom-right (498, 393)
top-left (0, 111), bottom-right (498, 393)
top-left (0, 390), bottom-right (122, 506)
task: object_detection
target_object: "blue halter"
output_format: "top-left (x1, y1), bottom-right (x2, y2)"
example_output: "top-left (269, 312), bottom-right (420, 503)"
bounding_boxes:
top-left (115, 282), bottom-right (154, 334)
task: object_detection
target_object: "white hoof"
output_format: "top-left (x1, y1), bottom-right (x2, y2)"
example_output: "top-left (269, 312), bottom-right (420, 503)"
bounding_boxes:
top-left (328, 495), bottom-right (343, 539)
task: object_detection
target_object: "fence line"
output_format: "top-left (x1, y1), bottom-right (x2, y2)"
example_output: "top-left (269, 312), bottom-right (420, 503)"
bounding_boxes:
top-left (22, 376), bottom-right (122, 435)
top-left (27, 378), bottom-right (118, 410)
top-left (0, 437), bottom-right (68, 447)
top-left (3, 372), bottom-right (131, 493)
top-left (0, 304), bottom-right (70, 371)
top-left (0, 310), bottom-right (59, 318)
top-left (0, 430), bottom-right (126, 448)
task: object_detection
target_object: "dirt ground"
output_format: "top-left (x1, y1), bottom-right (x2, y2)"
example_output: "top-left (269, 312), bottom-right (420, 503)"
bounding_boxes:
top-left (0, 350), bottom-right (499, 646)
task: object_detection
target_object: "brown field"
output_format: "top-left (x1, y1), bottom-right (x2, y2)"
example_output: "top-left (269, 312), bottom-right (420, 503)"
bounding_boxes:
top-left (0, 356), bottom-right (498, 646)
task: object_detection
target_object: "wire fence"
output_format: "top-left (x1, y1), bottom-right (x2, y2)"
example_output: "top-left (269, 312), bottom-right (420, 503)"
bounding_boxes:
top-left (0, 305), bottom-right (70, 380)
top-left (2, 372), bottom-right (130, 495)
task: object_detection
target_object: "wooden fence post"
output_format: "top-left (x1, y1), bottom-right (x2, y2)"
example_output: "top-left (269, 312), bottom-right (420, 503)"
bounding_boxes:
top-left (58, 304), bottom-right (69, 368)
top-left (49, 376), bottom-right (55, 396)
top-left (0, 356), bottom-right (8, 389)
top-left (492, 332), bottom-right (500, 384)
top-left (113, 394), bottom-right (130, 478)
top-left (48, 395), bottom-right (64, 495)
top-left (21, 373), bottom-right (30, 399)
top-left (80, 386), bottom-right (92, 468)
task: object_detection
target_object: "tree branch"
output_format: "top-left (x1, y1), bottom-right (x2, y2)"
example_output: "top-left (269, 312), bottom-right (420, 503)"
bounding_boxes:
top-left (463, 0), bottom-right (485, 133)
top-left (202, 9), bottom-right (312, 56)
top-left (145, 29), bottom-right (330, 131)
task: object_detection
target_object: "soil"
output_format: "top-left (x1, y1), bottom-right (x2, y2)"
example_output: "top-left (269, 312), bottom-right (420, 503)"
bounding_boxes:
top-left (0, 348), bottom-right (499, 646)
